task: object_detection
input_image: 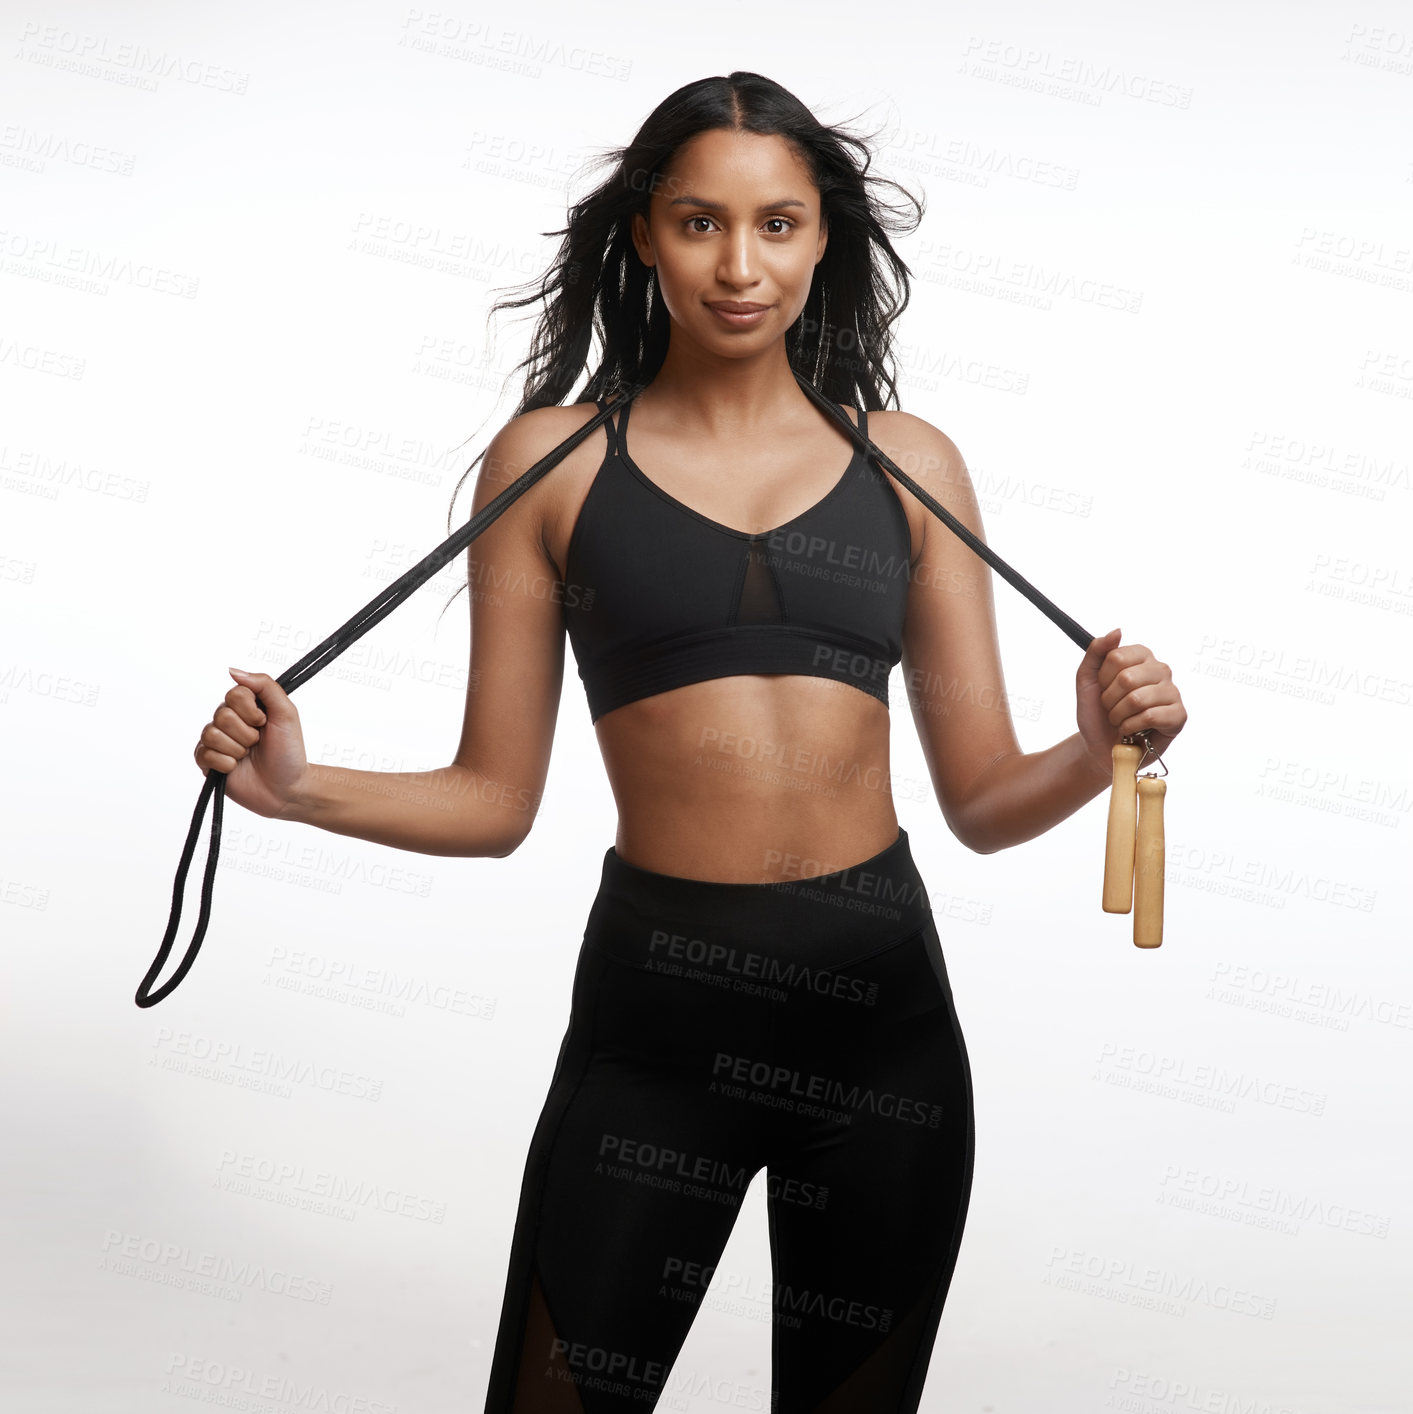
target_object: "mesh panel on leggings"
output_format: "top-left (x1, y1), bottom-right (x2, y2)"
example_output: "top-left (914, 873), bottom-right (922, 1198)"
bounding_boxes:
top-left (505, 1268), bottom-right (585, 1414)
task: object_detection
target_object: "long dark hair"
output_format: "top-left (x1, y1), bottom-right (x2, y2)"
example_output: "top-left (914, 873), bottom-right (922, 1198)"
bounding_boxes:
top-left (439, 70), bottom-right (923, 609)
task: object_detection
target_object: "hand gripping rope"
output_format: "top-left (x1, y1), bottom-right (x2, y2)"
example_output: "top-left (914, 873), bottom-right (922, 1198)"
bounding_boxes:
top-left (136, 373), bottom-right (1163, 1008)
top-left (792, 377), bottom-right (1167, 951)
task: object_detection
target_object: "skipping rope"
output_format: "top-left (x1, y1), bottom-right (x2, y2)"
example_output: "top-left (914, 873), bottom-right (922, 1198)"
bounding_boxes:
top-left (136, 369), bottom-right (1163, 1008)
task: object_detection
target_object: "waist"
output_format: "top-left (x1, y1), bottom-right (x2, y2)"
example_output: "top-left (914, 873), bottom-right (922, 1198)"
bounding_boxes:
top-left (585, 826), bottom-right (932, 973)
top-left (593, 672), bottom-right (893, 805)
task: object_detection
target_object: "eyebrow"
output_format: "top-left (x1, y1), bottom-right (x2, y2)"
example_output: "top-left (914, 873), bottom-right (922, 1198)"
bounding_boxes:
top-left (666, 194), bottom-right (808, 212)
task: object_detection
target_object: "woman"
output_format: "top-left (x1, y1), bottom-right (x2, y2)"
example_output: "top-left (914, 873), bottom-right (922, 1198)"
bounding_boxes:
top-left (197, 72), bottom-right (1185, 1414)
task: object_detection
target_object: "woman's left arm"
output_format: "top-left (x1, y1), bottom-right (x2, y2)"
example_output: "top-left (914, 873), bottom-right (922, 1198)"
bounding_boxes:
top-left (962, 626), bottom-right (1187, 854)
top-left (883, 413), bottom-right (1187, 855)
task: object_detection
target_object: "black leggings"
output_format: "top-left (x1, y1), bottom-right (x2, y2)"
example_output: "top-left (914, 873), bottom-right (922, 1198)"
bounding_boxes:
top-left (483, 826), bottom-right (975, 1413)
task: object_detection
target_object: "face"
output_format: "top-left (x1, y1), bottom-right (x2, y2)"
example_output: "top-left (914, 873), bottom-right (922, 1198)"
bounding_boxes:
top-left (630, 128), bottom-right (828, 352)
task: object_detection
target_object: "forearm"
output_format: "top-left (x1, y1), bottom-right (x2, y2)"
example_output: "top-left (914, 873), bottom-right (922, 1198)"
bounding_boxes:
top-left (952, 732), bottom-right (1112, 854)
top-left (278, 762), bottom-right (535, 858)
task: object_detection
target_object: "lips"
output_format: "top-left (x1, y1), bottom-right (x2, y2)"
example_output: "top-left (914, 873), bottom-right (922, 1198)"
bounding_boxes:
top-left (707, 302), bottom-right (769, 313)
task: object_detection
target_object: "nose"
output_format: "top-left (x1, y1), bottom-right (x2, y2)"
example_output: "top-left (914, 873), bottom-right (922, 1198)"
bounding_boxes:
top-left (717, 226), bottom-right (762, 289)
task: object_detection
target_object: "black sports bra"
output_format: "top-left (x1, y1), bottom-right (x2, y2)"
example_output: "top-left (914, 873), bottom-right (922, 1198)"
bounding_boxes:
top-left (562, 395), bottom-right (913, 723)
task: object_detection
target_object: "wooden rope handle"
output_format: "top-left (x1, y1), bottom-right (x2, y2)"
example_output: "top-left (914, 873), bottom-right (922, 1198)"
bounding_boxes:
top-left (1133, 776), bottom-right (1166, 948)
top-left (1102, 743), bottom-right (1142, 913)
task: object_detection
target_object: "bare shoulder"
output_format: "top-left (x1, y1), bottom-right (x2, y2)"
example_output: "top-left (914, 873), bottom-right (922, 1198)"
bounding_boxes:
top-left (473, 400), bottom-right (609, 510)
top-left (471, 401), bottom-right (613, 570)
top-left (861, 408), bottom-right (979, 562)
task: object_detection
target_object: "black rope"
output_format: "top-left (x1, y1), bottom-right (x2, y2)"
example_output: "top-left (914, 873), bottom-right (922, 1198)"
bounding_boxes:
top-left (138, 376), bottom-right (1094, 1007)
top-left (135, 388), bottom-right (640, 1008)
top-left (794, 372), bottom-right (1094, 650)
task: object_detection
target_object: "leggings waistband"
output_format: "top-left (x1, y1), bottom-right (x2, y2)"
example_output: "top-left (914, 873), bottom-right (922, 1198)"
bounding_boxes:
top-left (587, 827), bottom-right (933, 972)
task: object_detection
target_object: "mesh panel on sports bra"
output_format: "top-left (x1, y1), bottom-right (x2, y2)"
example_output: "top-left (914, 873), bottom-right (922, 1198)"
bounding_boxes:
top-left (733, 540), bottom-right (786, 624)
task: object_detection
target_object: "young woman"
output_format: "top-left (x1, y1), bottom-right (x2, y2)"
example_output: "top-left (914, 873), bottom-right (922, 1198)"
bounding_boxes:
top-left (196, 72), bottom-right (1186, 1414)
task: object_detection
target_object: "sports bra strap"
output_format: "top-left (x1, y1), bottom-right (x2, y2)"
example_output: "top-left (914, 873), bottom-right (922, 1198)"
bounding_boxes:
top-left (596, 399), bottom-right (620, 457)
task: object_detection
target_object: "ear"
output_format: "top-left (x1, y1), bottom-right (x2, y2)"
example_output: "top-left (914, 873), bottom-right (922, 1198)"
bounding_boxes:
top-left (631, 211), bottom-right (655, 269)
top-left (815, 213), bottom-right (828, 265)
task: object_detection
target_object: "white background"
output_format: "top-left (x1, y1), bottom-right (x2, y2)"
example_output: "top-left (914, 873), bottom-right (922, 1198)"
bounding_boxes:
top-left (3, 2), bottom-right (1410, 1410)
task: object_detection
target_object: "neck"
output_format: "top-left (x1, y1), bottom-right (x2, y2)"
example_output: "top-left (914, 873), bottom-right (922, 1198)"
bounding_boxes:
top-left (638, 331), bottom-right (811, 435)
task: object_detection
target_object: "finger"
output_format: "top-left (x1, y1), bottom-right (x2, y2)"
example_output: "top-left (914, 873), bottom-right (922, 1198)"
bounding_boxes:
top-left (1080, 627), bottom-right (1121, 680)
top-left (1109, 685), bottom-right (1178, 730)
top-left (213, 703), bottom-right (262, 747)
top-left (1097, 641), bottom-right (1153, 692)
top-left (199, 722), bottom-right (251, 762)
top-left (223, 683), bottom-right (269, 727)
top-left (1084, 627), bottom-right (1121, 658)
top-left (196, 743), bottom-right (239, 773)
top-left (1101, 655), bottom-right (1169, 706)
top-left (229, 667), bottom-right (285, 706)
top-left (1116, 707), bottom-right (1181, 740)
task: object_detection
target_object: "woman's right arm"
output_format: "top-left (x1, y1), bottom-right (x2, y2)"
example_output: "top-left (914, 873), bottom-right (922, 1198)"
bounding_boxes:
top-left (196, 406), bottom-right (590, 859)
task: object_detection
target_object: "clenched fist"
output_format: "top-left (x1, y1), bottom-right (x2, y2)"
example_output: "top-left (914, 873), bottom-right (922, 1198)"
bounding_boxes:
top-left (194, 668), bottom-right (310, 820)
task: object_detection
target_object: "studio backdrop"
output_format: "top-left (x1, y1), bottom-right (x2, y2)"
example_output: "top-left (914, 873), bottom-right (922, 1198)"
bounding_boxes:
top-left (2, 2), bottom-right (1409, 1411)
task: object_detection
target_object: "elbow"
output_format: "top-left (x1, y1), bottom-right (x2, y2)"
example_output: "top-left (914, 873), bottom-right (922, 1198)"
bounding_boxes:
top-left (449, 762), bottom-right (539, 858)
top-left (943, 802), bottom-right (1004, 855)
top-left (957, 822), bottom-right (1003, 855)
top-left (941, 800), bottom-right (983, 854)
top-left (942, 752), bottom-right (1018, 855)
top-left (485, 826), bottom-right (531, 859)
